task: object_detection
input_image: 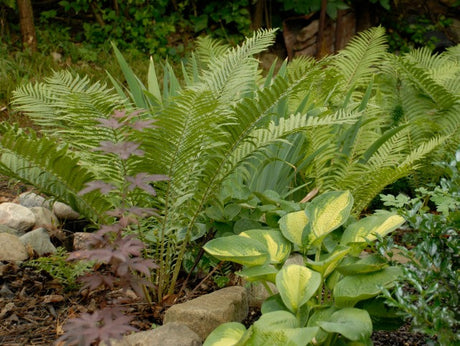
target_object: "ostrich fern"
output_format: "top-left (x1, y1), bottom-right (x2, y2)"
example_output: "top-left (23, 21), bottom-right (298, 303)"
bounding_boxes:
top-left (3, 28), bottom-right (459, 300)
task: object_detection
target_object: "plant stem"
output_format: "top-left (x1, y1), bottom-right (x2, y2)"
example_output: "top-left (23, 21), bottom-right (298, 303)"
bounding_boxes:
top-left (262, 280), bottom-right (274, 296)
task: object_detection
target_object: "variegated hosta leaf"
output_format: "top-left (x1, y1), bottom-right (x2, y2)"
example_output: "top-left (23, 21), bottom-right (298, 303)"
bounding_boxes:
top-left (203, 322), bottom-right (246, 346)
top-left (306, 245), bottom-right (350, 278)
top-left (303, 191), bottom-right (354, 248)
top-left (240, 229), bottom-right (291, 264)
top-left (237, 264), bottom-right (278, 283)
top-left (276, 264), bottom-right (321, 314)
top-left (203, 235), bottom-right (268, 266)
top-left (279, 210), bottom-right (308, 248)
top-left (341, 211), bottom-right (405, 246)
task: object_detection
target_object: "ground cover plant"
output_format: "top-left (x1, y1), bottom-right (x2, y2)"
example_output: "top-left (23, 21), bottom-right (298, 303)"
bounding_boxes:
top-left (0, 26), bottom-right (459, 344)
top-left (378, 150), bottom-right (460, 345)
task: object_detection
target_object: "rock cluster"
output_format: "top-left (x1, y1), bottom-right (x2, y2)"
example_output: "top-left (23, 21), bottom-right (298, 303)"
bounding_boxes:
top-left (0, 192), bottom-right (79, 262)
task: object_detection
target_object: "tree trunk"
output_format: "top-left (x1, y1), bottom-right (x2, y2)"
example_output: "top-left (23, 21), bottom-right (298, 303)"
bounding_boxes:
top-left (316, 0), bottom-right (328, 58)
top-left (17, 0), bottom-right (37, 51)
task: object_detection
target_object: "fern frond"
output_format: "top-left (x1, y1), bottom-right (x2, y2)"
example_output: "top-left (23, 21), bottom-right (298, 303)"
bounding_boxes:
top-left (396, 58), bottom-right (456, 110)
top-left (332, 26), bottom-right (387, 90)
top-left (0, 125), bottom-right (113, 222)
top-left (199, 29), bottom-right (277, 102)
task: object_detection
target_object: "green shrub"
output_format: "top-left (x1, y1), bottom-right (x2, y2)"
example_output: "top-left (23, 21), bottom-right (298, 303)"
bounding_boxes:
top-left (379, 151), bottom-right (460, 345)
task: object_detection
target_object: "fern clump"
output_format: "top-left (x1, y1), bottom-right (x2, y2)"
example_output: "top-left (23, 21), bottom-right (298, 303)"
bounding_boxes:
top-left (2, 28), bottom-right (459, 301)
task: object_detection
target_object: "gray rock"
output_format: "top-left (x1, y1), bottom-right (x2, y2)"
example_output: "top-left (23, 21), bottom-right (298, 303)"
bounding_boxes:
top-left (163, 286), bottom-right (248, 341)
top-left (105, 323), bottom-right (202, 346)
top-left (19, 228), bottom-right (56, 256)
top-left (246, 281), bottom-right (277, 308)
top-left (0, 224), bottom-right (20, 236)
top-left (245, 254), bottom-right (304, 307)
top-left (0, 233), bottom-right (28, 261)
top-left (30, 207), bottom-right (59, 229)
top-left (284, 253), bottom-right (305, 266)
top-left (0, 202), bottom-right (35, 233)
top-left (52, 201), bottom-right (80, 220)
top-left (18, 192), bottom-right (49, 208)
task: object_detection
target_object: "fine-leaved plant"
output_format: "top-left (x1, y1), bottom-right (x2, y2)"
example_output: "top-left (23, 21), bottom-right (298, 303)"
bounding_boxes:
top-left (378, 151), bottom-right (460, 345)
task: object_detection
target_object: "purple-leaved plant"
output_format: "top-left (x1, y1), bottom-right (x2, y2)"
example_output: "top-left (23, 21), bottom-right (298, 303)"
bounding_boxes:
top-left (58, 110), bottom-right (168, 345)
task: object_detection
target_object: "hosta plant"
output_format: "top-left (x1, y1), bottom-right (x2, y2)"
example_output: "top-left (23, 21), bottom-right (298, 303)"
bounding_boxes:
top-left (203, 190), bottom-right (405, 345)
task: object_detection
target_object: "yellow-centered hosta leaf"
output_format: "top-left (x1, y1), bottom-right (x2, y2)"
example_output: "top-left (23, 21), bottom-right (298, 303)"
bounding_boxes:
top-left (203, 235), bottom-right (268, 266)
top-left (304, 191), bottom-right (353, 247)
top-left (276, 264), bottom-right (321, 313)
top-left (279, 210), bottom-right (308, 247)
top-left (240, 229), bottom-right (291, 264)
top-left (341, 212), bottom-right (405, 245)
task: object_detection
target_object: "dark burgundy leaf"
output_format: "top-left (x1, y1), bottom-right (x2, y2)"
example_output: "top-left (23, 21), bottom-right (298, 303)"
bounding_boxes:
top-left (95, 141), bottom-right (144, 159)
top-left (96, 117), bottom-right (124, 129)
top-left (78, 181), bottom-right (117, 195)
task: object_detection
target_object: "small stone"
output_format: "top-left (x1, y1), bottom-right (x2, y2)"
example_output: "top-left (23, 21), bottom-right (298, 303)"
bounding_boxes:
top-left (104, 323), bottom-right (202, 346)
top-left (0, 233), bottom-right (28, 261)
top-left (0, 224), bottom-right (20, 236)
top-left (0, 284), bottom-right (14, 298)
top-left (52, 202), bottom-right (80, 220)
top-left (30, 207), bottom-right (60, 229)
top-left (73, 232), bottom-right (93, 250)
top-left (19, 228), bottom-right (56, 256)
top-left (163, 286), bottom-right (248, 340)
top-left (0, 202), bottom-right (36, 233)
top-left (18, 192), bottom-right (49, 209)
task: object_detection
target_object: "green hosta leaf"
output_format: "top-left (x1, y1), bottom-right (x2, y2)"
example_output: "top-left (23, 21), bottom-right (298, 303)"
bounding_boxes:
top-left (247, 311), bottom-right (319, 346)
top-left (240, 229), bottom-right (291, 264)
top-left (306, 245), bottom-right (350, 278)
top-left (261, 294), bottom-right (288, 314)
top-left (203, 322), bottom-right (246, 346)
top-left (276, 264), bottom-right (321, 313)
top-left (341, 212), bottom-right (405, 246)
top-left (303, 191), bottom-right (353, 248)
top-left (237, 264), bottom-right (278, 283)
top-left (203, 236), bottom-right (268, 266)
top-left (334, 266), bottom-right (403, 307)
top-left (337, 254), bottom-right (388, 275)
top-left (316, 308), bottom-right (372, 341)
top-left (356, 298), bottom-right (405, 331)
top-left (279, 210), bottom-right (308, 247)
top-left (308, 306), bottom-right (338, 344)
